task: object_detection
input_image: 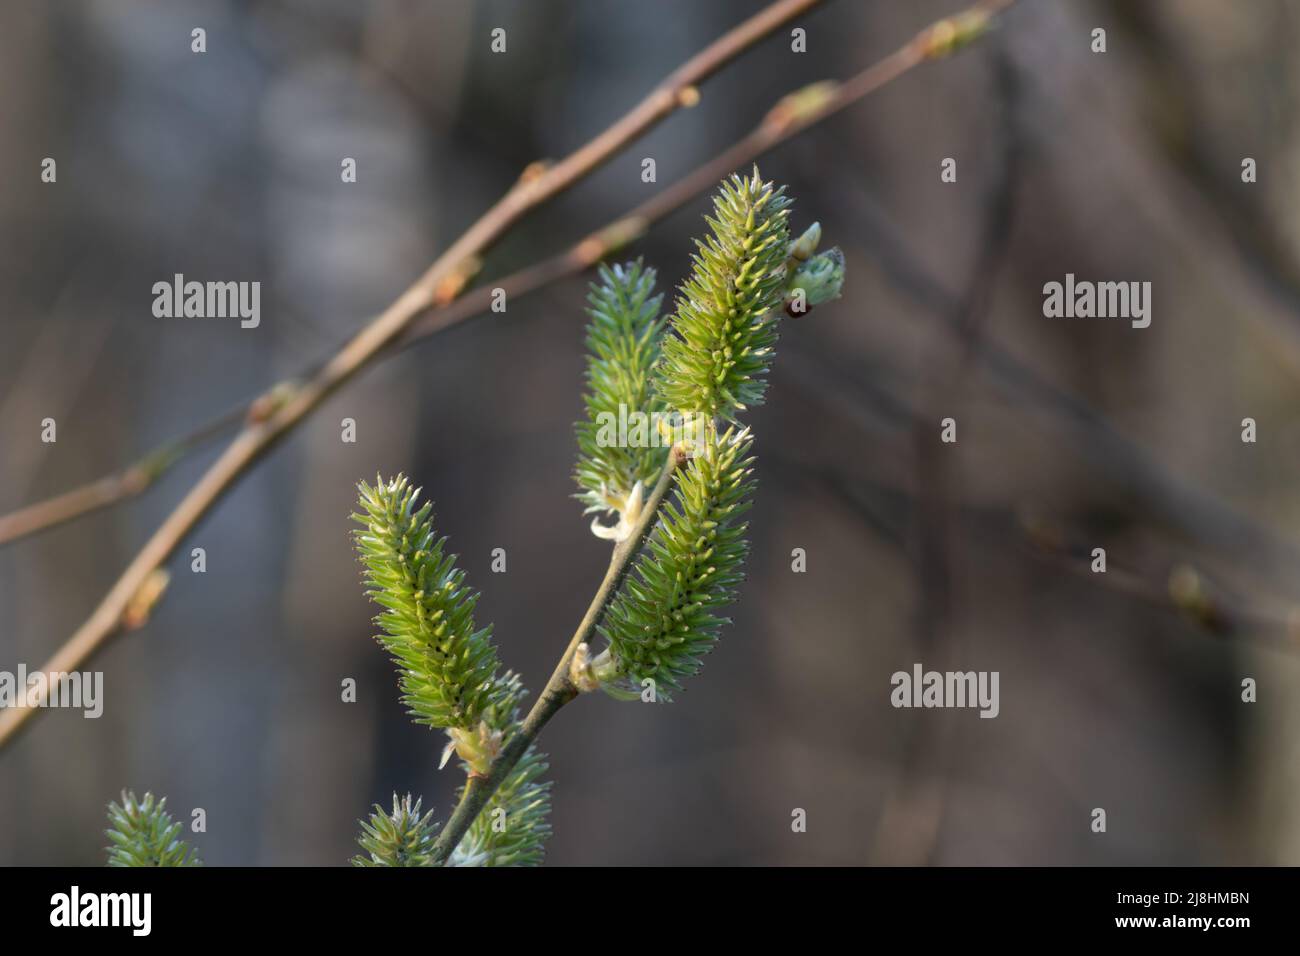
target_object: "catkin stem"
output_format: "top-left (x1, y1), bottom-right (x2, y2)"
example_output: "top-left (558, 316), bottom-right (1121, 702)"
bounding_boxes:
top-left (429, 448), bottom-right (682, 865)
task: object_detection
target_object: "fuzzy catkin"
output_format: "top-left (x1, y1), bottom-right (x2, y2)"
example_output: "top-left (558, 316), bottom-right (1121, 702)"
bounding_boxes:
top-left (573, 260), bottom-right (670, 515)
top-left (598, 427), bottom-right (756, 697)
top-left (353, 476), bottom-right (506, 731)
top-left (654, 168), bottom-right (792, 422)
top-left (105, 791), bottom-right (201, 867)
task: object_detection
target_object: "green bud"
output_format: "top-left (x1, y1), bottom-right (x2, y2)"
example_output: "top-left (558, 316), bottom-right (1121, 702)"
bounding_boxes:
top-left (352, 794), bottom-right (440, 867)
top-left (788, 221), bottom-right (821, 262)
top-left (785, 246), bottom-right (845, 314)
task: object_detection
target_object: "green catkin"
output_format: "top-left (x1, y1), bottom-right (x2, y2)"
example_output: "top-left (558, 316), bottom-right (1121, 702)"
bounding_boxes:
top-left (654, 168), bottom-right (792, 422)
top-left (598, 427), bottom-right (756, 697)
top-left (352, 676), bottom-right (552, 867)
top-left (573, 260), bottom-right (670, 516)
top-left (450, 743), bottom-right (552, 867)
top-left (105, 791), bottom-right (201, 867)
top-left (449, 673), bottom-right (552, 866)
top-left (352, 794), bottom-right (440, 867)
top-left (351, 483), bottom-right (552, 866)
top-left (352, 476), bottom-right (506, 731)
top-left (339, 168), bottom-right (837, 865)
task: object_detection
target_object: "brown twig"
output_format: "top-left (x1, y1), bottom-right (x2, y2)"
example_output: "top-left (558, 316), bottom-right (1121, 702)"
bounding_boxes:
top-left (760, 391), bottom-right (1300, 652)
top-left (0, 0), bottom-right (1020, 754)
top-left (819, 141), bottom-right (1300, 598)
top-left (427, 447), bottom-right (684, 865)
top-left (402, 0), bottom-right (1019, 346)
top-left (0, 404), bottom-right (248, 546)
top-left (0, 0), bottom-right (1017, 549)
top-left (0, 0), bottom-right (830, 750)
top-left (876, 47), bottom-right (1021, 866)
top-left (0, 0), bottom-right (827, 549)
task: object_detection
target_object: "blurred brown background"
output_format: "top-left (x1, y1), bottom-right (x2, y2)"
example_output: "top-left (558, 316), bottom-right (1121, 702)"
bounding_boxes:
top-left (2, 0), bottom-right (1298, 865)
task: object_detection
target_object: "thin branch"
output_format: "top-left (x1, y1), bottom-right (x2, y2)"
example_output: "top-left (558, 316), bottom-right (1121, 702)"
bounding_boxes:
top-left (0, 0), bottom-right (1018, 752)
top-left (0, 0), bottom-right (825, 548)
top-left (0, 0), bottom-right (829, 750)
top-left (0, 0), bottom-right (1013, 546)
top-left (878, 49), bottom-right (1021, 866)
top-left (802, 459), bottom-right (1300, 652)
top-left (429, 447), bottom-right (684, 866)
top-left (403, 1), bottom-right (1018, 350)
top-left (0, 403), bottom-right (249, 546)
top-left (1015, 511), bottom-right (1300, 650)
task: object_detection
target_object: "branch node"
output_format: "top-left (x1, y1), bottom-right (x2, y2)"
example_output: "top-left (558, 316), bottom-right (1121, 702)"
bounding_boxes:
top-left (434, 256), bottom-right (483, 306)
top-left (121, 570), bottom-right (171, 631)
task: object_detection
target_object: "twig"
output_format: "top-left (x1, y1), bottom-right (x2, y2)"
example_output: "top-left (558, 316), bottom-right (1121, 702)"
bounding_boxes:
top-left (820, 144), bottom-right (1300, 598)
top-left (0, 0), bottom-right (1018, 752)
top-left (401, 0), bottom-right (1019, 350)
top-left (428, 448), bottom-right (684, 865)
top-left (880, 48), bottom-right (1021, 866)
top-left (0, 403), bottom-right (248, 546)
top-left (0, 0), bottom-right (827, 548)
top-left (0, 0), bottom-right (1007, 545)
top-left (0, 0), bottom-right (828, 750)
top-left (805, 460), bottom-right (1300, 651)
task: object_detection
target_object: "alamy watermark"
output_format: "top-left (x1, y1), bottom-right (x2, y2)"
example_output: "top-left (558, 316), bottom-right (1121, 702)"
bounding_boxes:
top-left (1042, 273), bottom-right (1150, 328)
top-left (152, 273), bottom-right (260, 328)
top-left (50, 886), bottom-right (150, 936)
top-left (594, 404), bottom-right (708, 450)
top-left (0, 665), bottom-right (103, 718)
top-left (890, 663), bottom-right (999, 718)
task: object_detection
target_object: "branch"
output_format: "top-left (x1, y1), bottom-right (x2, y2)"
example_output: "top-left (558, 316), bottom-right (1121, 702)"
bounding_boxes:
top-left (428, 447), bottom-right (684, 866)
top-left (402, 1), bottom-right (1017, 348)
top-left (0, 0), bottom-right (828, 750)
top-left (0, 403), bottom-right (248, 546)
top-left (760, 375), bottom-right (1300, 654)
top-left (0, 0), bottom-right (1017, 546)
top-left (821, 157), bottom-right (1300, 597)
top-left (0, 0), bottom-right (825, 548)
top-left (0, 0), bottom-right (1014, 752)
